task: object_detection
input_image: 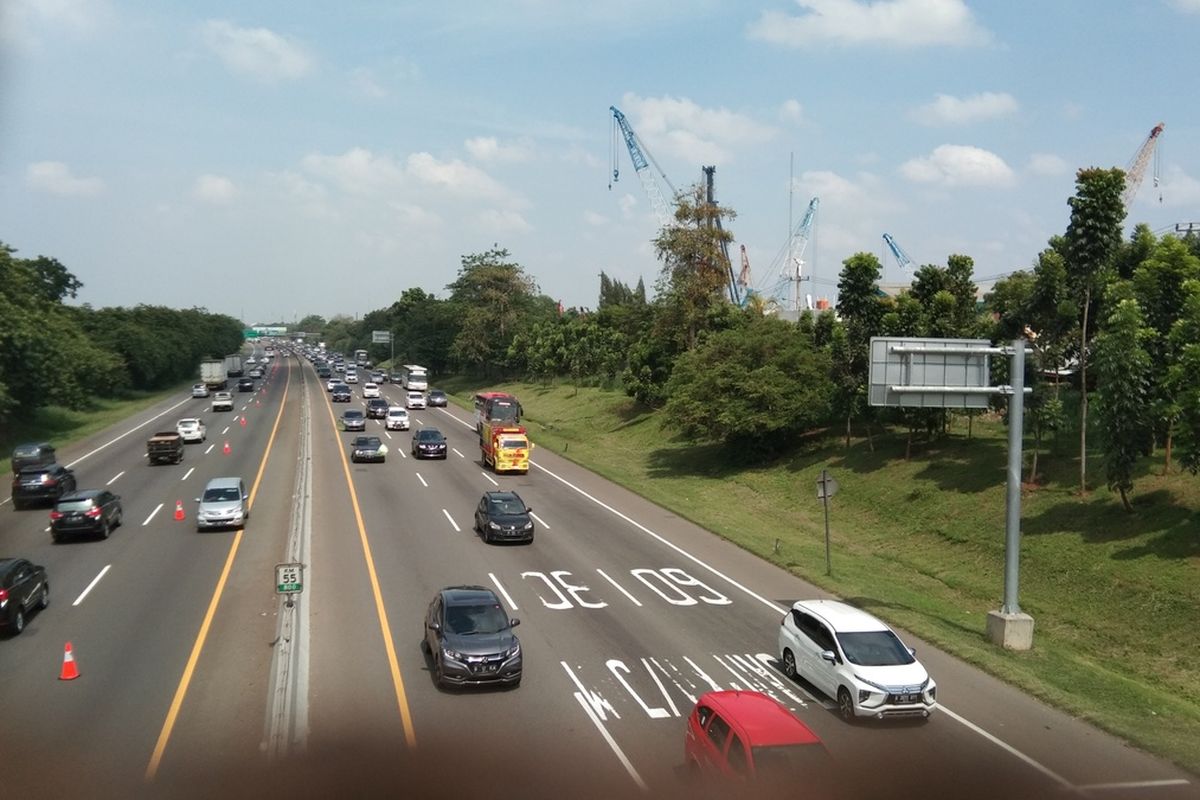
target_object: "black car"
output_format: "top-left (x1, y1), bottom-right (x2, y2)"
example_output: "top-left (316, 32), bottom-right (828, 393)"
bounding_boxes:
top-left (237, 377), bottom-right (255, 392)
top-left (423, 586), bottom-right (522, 689)
top-left (0, 558), bottom-right (49, 635)
top-left (426, 389), bottom-right (448, 407)
top-left (473, 491), bottom-right (535, 544)
top-left (11, 442), bottom-right (56, 474)
top-left (50, 489), bottom-right (123, 541)
top-left (342, 409), bottom-right (367, 431)
top-left (365, 398), bottom-right (390, 419)
top-left (412, 428), bottom-right (447, 459)
top-left (331, 384), bottom-right (352, 402)
top-left (11, 464), bottom-right (77, 510)
top-left (349, 435), bottom-right (387, 463)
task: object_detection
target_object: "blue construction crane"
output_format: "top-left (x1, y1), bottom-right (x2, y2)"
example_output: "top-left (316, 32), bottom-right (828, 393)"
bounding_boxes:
top-left (882, 233), bottom-right (915, 272)
top-left (610, 106), bottom-right (676, 228)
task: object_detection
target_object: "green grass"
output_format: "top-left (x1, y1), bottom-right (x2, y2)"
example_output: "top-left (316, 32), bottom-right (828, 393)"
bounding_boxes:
top-left (0, 384), bottom-right (192, 455)
top-left (439, 376), bottom-right (1200, 774)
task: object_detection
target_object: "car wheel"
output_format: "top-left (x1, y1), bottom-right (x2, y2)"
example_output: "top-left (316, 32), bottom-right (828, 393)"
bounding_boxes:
top-left (52, 532), bottom-right (64, 544)
top-left (13, 500), bottom-right (25, 511)
top-left (115, 510), bottom-right (123, 528)
top-left (11, 607), bottom-right (25, 634)
top-left (782, 649), bottom-right (797, 679)
top-left (99, 519), bottom-right (111, 539)
top-left (837, 687), bottom-right (857, 723)
top-left (38, 584), bottom-right (49, 609)
top-left (483, 527), bottom-right (493, 544)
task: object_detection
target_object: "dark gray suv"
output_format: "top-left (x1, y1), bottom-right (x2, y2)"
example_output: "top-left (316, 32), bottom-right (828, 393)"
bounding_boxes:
top-left (423, 586), bottom-right (522, 689)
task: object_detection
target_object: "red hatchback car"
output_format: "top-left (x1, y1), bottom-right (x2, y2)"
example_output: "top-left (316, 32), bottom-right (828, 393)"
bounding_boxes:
top-left (684, 690), bottom-right (835, 794)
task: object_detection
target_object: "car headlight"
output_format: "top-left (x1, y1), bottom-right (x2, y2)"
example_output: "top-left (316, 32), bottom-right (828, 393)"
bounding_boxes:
top-left (442, 648), bottom-right (465, 662)
top-left (489, 521), bottom-right (501, 529)
top-left (522, 521), bottom-right (533, 530)
top-left (505, 642), bottom-right (521, 658)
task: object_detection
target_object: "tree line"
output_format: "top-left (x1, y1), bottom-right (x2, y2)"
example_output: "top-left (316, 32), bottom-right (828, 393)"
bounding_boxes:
top-left (314, 171), bottom-right (1199, 509)
top-left (0, 242), bottom-right (244, 429)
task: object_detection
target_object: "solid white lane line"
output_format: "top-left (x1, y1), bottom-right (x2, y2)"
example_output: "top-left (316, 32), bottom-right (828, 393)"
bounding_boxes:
top-left (937, 706), bottom-right (1074, 789)
top-left (65, 396), bottom-right (191, 469)
top-left (442, 509), bottom-right (460, 532)
top-left (416, 473), bottom-right (428, 488)
top-left (481, 471), bottom-right (499, 487)
top-left (562, 663), bottom-right (647, 792)
top-left (107, 470), bottom-right (125, 486)
top-left (181, 467), bottom-right (195, 481)
top-left (529, 511), bottom-right (550, 530)
top-left (488, 573), bottom-right (519, 611)
top-left (1077, 780), bottom-right (1190, 793)
top-left (204, 443), bottom-right (214, 454)
top-left (221, 426), bottom-right (230, 435)
top-left (596, 569), bottom-right (642, 606)
top-left (143, 503), bottom-right (164, 526)
top-left (452, 448), bottom-right (465, 458)
top-left (73, 565), bottom-right (112, 606)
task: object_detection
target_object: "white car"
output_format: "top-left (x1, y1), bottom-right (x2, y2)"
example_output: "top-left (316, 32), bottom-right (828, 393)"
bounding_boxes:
top-left (385, 406), bottom-right (410, 430)
top-left (362, 382), bottom-right (380, 399)
top-left (246, 356), bottom-right (257, 364)
top-left (191, 383), bottom-right (210, 398)
top-left (212, 392), bottom-right (234, 412)
top-left (326, 377), bottom-right (338, 391)
top-left (344, 371), bottom-right (359, 384)
top-left (405, 391), bottom-right (426, 410)
top-left (176, 418), bottom-right (207, 443)
top-left (778, 599), bottom-right (936, 721)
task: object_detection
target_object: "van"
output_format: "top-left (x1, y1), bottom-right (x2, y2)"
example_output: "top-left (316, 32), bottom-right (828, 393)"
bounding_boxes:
top-left (195, 477), bottom-right (250, 531)
top-left (11, 443), bottom-right (56, 475)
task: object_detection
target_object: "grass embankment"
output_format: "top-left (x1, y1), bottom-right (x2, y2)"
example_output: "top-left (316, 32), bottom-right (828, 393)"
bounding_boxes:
top-left (439, 376), bottom-right (1200, 774)
top-left (0, 385), bottom-right (190, 456)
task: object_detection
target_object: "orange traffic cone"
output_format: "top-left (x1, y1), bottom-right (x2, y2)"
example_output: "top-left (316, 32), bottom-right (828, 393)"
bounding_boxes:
top-left (240, 416), bottom-right (247, 427)
top-left (59, 642), bottom-right (80, 681)
top-left (223, 441), bottom-right (231, 455)
top-left (174, 500), bottom-right (185, 521)
top-left (255, 399), bottom-right (260, 406)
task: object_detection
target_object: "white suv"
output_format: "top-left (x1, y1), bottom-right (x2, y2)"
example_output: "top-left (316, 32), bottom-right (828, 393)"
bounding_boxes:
top-left (385, 406), bottom-right (410, 430)
top-left (405, 391), bottom-right (426, 410)
top-left (778, 599), bottom-right (936, 721)
top-left (212, 392), bottom-right (234, 412)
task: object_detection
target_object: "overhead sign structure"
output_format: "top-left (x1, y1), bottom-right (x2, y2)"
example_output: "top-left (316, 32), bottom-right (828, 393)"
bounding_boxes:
top-left (276, 562), bottom-right (304, 594)
top-left (371, 330), bottom-right (392, 344)
top-left (869, 337), bottom-right (994, 409)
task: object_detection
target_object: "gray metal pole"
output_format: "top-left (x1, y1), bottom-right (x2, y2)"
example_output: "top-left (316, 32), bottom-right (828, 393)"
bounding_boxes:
top-left (1001, 339), bottom-right (1026, 614)
top-left (821, 469), bottom-right (832, 576)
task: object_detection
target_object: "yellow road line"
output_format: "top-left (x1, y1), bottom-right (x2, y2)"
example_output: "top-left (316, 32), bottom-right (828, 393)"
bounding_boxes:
top-left (145, 367), bottom-right (291, 781)
top-left (321, 377), bottom-right (417, 747)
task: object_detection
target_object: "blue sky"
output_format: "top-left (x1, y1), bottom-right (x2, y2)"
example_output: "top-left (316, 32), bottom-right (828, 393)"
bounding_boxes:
top-left (2, 0), bottom-right (1197, 325)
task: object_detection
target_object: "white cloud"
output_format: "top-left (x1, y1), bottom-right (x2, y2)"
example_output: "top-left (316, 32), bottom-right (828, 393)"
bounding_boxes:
top-left (583, 210), bottom-right (609, 226)
top-left (465, 136), bottom-right (534, 163)
top-left (620, 92), bottom-right (777, 165)
top-left (780, 99), bottom-right (804, 124)
top-left (1026, 153), bottom-right (1070, 177)
top-left (478, 208), bottom-right (532, 234)
top-left (1156, 165), bottom-right (1200, 208)
top-left (193, 174), bottom-right (237, 203)
top-left (911, 92), bottom-right (1017, 125)
top-left (349, 67), bottom-right (387, 99)
top-left (617, 193), bottom-right (638, 219)
top-left (405, 152), bottom-right (516, 202)
top-left (746, 0), bottom-right (990, 48)
top-left (301, 148), bottom-right (406, 195)
top-left (3, 0), bottom-right (113, 48)
top-left (25, 161), bottom-right (104, 195)
top-left (391, 203), bottom-right (442, 228)
top-left (1171, 0), bottom-right (1200, 12)
top-left (900, 144), bottom-right (1015, 187)
top-left (201, 20), bottom-right (312, 83)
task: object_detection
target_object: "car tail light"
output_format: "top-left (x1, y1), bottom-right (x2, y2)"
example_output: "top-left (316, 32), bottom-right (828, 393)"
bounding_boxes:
top-left (86, 507), bottom-right (102, 518)
top-left (44, 476), bottom-right (57, 485)
top-left (0, 588), bottom-right (8, 603)
top-left (49, 510), bottom-right (64, 521)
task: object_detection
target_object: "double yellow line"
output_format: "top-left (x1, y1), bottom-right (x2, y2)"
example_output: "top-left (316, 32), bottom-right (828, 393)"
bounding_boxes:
top-left (144, 358), bottom-right (415, 782)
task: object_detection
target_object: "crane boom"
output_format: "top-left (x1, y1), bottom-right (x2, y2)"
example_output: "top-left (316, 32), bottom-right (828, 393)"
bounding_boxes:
top-left (1122, 122), bottom-right (1165, 209)
top-left (882, 233), bottom-right (915, 271)
top-left (610, 106), bottom-right (676, 228)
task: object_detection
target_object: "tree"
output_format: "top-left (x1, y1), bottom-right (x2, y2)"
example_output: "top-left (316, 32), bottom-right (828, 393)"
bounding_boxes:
top-left (446, 247), bottom-right (541, 373)
top-left (1092, 299), bottom-right (1155, 511)
top-left (1165, 280), bottom-right (1200, 473)
top-left (833, 252), bottom-right (886, 447)
top-left (1064, 167), bottom-right (1126, 493)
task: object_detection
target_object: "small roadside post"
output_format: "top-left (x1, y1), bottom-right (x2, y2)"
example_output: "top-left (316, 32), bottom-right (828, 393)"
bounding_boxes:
top-left (276, 562), bottom-right (304, 608)
top-left (816, 470), bottom-right (838, 575)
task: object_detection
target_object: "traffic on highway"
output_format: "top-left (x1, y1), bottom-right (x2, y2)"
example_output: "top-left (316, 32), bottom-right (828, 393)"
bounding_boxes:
top-left (1, 343), bottom-right (1195, 799)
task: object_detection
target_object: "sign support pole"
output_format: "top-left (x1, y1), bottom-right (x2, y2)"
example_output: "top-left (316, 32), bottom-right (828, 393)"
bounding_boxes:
top-left (1001, 339), bottom-right (1025, 614)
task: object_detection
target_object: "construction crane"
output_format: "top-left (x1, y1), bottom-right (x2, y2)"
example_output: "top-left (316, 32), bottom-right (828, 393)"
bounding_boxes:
top-left (610, 106), bottom-right (677, 228)
top-left (1122, 122), bottom-right (1165, 210)
top-left (785, 196), bottom-right (819, 310)
top-left (703, 166), bottom-right (742, 305)
top-left (746, 196), bottom-right (820, 311)
top-left (882, 233), bottom-right (915, 272)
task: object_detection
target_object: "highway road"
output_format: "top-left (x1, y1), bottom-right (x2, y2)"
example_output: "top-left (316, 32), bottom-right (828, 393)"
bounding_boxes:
top-left (1, 350), bottom-right (1195, 799)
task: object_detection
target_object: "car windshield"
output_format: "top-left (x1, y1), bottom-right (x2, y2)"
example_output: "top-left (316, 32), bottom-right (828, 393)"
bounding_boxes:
top-left (418, 431), bottom-right (443, 441)
top-left (55, 499), bottom-right (94, 511)
top-left (13, 445), bottom-right (41, 456)
top-left (202, 488), bottom-right (241, 502)
top-left (388, 410), bottom-right (405, 416)
top-left (445, 603), bottom-right (510, 635)
top-left (357, 438), bottom-right (381, 448)
top-left (179, 419), bottom-right (198, 427)
top-left (499, 438), bottom-right (525, 449)
top-left (836, 630), bottom-right (915, 666)
top-left (490, 498), bottom-right (527, 515)
top-left (752, 744), bottom-right (833, 784)
top-left (344, 411), bottom-right (363, 419)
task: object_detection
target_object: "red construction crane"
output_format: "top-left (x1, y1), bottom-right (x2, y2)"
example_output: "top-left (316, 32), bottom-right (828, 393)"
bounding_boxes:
top-left (1122, 122), bottom-right (1164, 209)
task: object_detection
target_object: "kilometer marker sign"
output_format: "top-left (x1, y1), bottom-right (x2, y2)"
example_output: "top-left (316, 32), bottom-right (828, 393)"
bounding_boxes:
top-left (276, 562), bottom-right (304, 594)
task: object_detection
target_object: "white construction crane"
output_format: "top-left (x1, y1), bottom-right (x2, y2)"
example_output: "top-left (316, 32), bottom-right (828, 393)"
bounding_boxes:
top-left (1122, 122), bottom-right (1164, 209)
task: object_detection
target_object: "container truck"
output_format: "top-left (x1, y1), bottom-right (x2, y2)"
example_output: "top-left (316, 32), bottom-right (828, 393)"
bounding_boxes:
top-left (200, 359), bottom-right (227, 390)
top-left (224, 354), bottom-right (244, 378)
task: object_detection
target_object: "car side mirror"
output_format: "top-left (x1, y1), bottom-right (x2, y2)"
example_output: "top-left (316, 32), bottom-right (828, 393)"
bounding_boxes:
top-left (427, 621), bottom-right (441, 632)
top-left (907, 647), bottom-right (916, 657)
top-left (820, 650), bottom-right (837, 665)
top-left (509, 618), bottom-right (521, 627)
top-left (525, 507), bottom-right (533, 513)
top-left (194, 497), bottom-right (201, 503)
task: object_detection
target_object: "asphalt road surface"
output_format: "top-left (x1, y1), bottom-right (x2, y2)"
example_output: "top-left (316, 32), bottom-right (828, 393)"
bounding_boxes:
top-left (1, 351), bottom-right (1195, 799)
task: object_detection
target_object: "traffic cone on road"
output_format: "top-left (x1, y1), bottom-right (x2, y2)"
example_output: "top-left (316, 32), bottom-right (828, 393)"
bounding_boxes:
top-left (240, 416), bottom-right (247, 427)
top-left (223, 441), bottom-right (231, 455)
top-left (174, 500), bottom-right (185, 521)
top-left (59, 642), bottom-right (80, 681)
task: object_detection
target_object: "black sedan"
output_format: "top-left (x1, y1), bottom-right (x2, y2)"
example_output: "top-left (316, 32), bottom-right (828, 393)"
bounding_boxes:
top-left (349, 436), bottom-right (387, 463)
top-left (473, 491), bottom-right (535, 544)
top-left (423, 586), bottom-right (522, 689)
top-left (237, 377), bottom-right (255, 392)
top-left (341, 409), bottom-right (367, 431)
top-left (50, 489), bottom-right (123, 541)
top-left (411, 428), bottom-right (447, 459)
top-left (0, 558), bottom-right (49, 635)
top-left (426, 389), bottom-right (449, 407)
top-left (11, 464), bottom-right (76, 510)
top-left (331, 384), bottom-right (352, 402)
top-left (365, 397), bottom-right (389, 419)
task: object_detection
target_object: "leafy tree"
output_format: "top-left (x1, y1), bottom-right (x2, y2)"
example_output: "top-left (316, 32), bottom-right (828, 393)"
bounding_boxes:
top-left (295, 314), bottom-right (327, 334)
top-left (446, 247), bottom-right (540, 374)
top-left (1092, 299), bottom-right (1155, 510)
top-left (1165, 280), bottom-right (1200, 473)
top-left (1064, 167), bottom-right (1127, 493)
top-left (833, 252), bottom-right (886, 448)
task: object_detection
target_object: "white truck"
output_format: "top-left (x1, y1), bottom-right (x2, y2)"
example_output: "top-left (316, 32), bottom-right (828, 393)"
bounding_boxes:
top-left (200, 359), bottom-right (227, 391)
